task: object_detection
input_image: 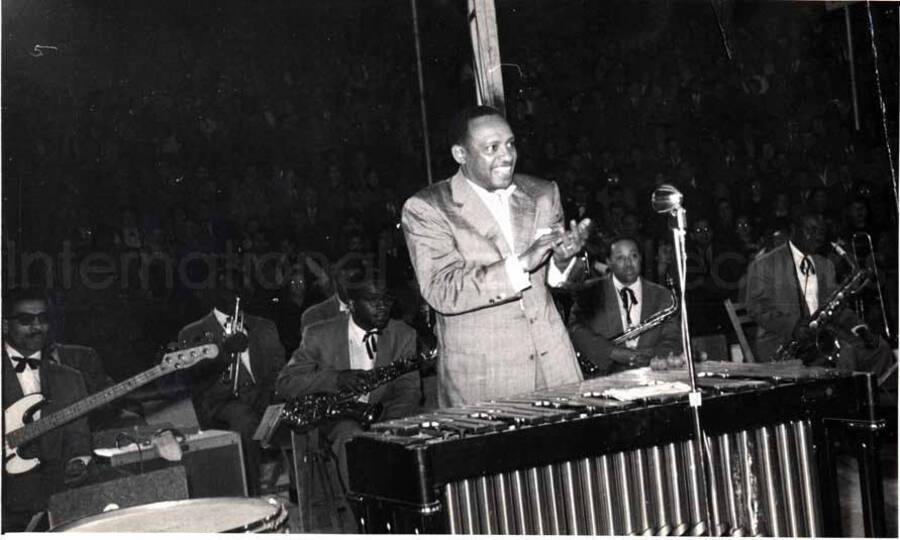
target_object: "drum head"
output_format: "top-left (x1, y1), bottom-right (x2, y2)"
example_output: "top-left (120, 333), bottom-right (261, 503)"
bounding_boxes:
top-left (52, 497), bottom-right (288, 533)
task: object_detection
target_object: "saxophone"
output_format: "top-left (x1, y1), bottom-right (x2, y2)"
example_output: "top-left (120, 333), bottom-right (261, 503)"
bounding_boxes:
top-left (280, 348), bottom-right (437, 432)
top-left (770, 267), bottom-right (872, 364)
top-left (578, 282), bottom-right (679, 378)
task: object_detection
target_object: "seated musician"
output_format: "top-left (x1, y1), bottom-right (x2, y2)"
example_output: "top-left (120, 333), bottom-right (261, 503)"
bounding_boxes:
top-left (177, 266), bottom-right (286, 496)
top-left (298, 258), bottom-right (361, 336)
top-left (2, 288), bottom-right (93, 532)
top-left (569, 237), bottom-right (682, 375)
top-left (275, 277), bottom-right (421, 487)
top-left (745, 212), bottom-right (894, 384)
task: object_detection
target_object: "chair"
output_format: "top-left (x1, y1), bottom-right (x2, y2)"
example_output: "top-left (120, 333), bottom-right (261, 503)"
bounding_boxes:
top-left (289, 428), bottom-right (350, 533)
top-left (724, 299), bottom-right (757, 363)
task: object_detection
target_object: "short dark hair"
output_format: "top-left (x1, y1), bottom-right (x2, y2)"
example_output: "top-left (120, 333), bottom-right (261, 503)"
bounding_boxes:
top-left (3, 287), bottom-right (51, 318)
top-left (448, 105), bottom-right (505, 147)
top-left (606, 235), bottom-right (640, 255)
top-left (346, 278), bottom-right (392, 304)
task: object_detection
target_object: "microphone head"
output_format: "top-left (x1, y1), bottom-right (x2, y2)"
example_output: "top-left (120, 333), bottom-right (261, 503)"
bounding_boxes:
top-left (651, 184), bottom-right (683, 214)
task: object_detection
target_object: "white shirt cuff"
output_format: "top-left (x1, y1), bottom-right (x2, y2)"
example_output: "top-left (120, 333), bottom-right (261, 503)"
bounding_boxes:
top-left (547, 256), bottom-right (577, 286)
top-left (504, 256), bottom-right (531, 292)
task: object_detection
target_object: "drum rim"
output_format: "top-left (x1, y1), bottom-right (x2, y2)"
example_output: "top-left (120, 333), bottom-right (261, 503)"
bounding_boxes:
top-left (50, 497), bottom-right (287, 533)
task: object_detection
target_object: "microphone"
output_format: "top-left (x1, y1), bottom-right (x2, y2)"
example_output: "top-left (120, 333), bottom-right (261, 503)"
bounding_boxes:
top-left (651, 184), bottom-right (683, 214)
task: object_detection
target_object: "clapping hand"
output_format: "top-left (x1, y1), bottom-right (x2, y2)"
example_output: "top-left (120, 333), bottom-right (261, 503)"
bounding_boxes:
top-left (552, 218), bottom-right (592, 267)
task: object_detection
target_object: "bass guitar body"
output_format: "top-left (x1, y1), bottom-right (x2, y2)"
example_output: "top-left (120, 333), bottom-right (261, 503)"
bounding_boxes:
top-left (4, 393), bottom-right (46, 475)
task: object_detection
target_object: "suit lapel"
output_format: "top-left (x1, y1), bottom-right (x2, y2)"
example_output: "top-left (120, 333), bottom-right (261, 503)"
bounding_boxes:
top-left (373, 324), bottom-right (397, 368)
top-left (604, 280), bottom-right (625, 335)
top-left (334, 315), bottom-right (351, 371)
top-left (509, 182), bottom-right (537, 255)
top-left (779, 246), bottom-right (811, 317)
top-left (2, 351), bottom-right (24, 405)
top-left (450, 172), bottom-right (512, 257)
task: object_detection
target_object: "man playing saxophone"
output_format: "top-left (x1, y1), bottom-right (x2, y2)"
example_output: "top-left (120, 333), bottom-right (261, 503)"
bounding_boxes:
top-left (275, 277), bottom-right (421, 489)
top-left (570, 237), bottom-right (683, 375)
top-left (745, 212), bottom-right (894, 382)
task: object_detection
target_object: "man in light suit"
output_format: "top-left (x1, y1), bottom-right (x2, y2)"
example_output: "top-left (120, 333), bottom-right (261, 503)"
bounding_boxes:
top-left (276, 279), bottom-right (421, 485)
top-left (745, 213), bottom-right (892, 381)
top-left (569, 237), bottom-right (682, 375)
top-left (2, 289), bottom-right (93, 532)
top-left (402, 105), bottom-right (591, 406)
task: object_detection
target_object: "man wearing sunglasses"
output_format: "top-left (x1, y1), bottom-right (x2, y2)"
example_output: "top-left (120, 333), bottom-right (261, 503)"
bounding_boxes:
top-left (2, 289), bottom-right (94, 532)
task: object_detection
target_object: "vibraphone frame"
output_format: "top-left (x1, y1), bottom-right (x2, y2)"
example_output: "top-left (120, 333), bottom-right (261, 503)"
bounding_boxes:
top-left (346, 365), bottom-right (888, 536)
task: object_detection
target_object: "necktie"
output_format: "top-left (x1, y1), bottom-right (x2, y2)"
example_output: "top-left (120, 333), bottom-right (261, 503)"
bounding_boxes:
top-left (620, 287), bottom-right (638, 326)
top-left (363, 329), bottom-right (380, 360)
top-left (800, 256), bottom-right (815, 276)
top-left (11, 356), bottom-right (40, 373)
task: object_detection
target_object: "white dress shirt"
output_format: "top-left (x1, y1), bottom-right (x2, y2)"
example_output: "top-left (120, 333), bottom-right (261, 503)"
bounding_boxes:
top-left (788, 242), bottom-right (818, 315)
top-left (213, 308), bottom-right (255, 382)
top-left (347, 317), bottom-right (375, 402)
top-left (466, 179), bottom-right (575, 292)
top-left (612, 276), bottom-right (643, 349)
top-left (6, 344), bottom-right (42, 419)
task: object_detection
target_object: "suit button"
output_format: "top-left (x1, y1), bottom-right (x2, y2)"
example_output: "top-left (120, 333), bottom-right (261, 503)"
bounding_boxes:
top-left (529, 354), bottom-right (534, 360)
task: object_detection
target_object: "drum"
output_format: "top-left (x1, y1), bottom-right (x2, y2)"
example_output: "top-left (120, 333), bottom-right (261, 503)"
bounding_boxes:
top-left (51, 497), bottom-right (290, 533)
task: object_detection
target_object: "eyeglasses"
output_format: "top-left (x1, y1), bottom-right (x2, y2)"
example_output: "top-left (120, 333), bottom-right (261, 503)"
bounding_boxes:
top-left (693, 227), bottom-right (710, 233)
top-left (5, 312), bottom-right (50, 325)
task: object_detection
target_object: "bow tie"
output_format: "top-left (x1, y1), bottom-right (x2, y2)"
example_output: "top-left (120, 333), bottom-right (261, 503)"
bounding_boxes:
top-left (619, 287), bottom-right (638, 326)
top-left (363, 329), bottom-right (381, 360)
top-left (11, 356), bottom-right (40, 373)
top-left (800, 255), bottom-right (816, 276)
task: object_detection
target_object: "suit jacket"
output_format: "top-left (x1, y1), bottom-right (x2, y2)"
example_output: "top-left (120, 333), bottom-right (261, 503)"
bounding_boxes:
top-left (2, 348), bottom-right (92, 516)
top-left (745, 243), bottom-right (855, 362)
top-left (276, 314), bottom-right (420, 421)
top-left (569, 277), bottom-right (682, 374)
top-left (402, 171), bottom-right (584, 406)
top-left (45, 343), bottom-right (124, 431)
top-left (299, 294), bottom-right (343, 337)
top-left (177, 312), bottom-right (286, 425)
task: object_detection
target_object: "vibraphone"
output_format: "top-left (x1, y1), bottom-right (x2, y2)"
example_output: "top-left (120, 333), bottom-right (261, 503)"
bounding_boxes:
top-left (346, 361), bottom-right (883, 536)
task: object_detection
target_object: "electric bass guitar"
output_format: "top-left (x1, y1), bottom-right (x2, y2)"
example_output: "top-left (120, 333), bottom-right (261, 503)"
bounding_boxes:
top-left (3, 343), bottom-right (219, 475)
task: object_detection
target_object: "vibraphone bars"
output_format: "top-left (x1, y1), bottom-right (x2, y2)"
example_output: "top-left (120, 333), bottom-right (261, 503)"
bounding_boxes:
top-left (346, 361), bottom-right (886, 536)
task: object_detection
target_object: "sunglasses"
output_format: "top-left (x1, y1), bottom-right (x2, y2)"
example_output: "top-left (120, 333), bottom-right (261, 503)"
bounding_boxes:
top-left (5, 312), bottom-right (50, 325)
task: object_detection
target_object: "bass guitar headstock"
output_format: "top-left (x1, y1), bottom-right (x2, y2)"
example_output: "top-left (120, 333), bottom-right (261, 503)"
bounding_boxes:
top-left (160, 343), bottom-right (220, 372)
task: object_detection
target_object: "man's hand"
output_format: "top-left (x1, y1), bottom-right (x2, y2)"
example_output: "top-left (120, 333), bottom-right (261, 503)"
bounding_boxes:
top-left (610, 347), bottom-right (651, 368)
top-left (518, 232), bottom-right (560, 272)
top-left (336, 370), bottom-right (369, 393)
top-left (64, 456), bottom-right (91, 486)
top-left (650, 353), bottom-right (686, 371)
top-left (792, 318), bottom-right (814, 342)
top-left (854, 325), bottom-right (880, 349)
top-left (552, 218), bottom-right (592, 267)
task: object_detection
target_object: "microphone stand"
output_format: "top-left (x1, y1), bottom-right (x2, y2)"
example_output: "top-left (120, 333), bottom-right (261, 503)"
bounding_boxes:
top-left (657, 187), bottom-right (715, 535)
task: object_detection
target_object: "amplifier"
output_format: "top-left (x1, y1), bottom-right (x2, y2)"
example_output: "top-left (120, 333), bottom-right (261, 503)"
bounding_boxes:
top-left (95, 429), bottom-right (247, 498)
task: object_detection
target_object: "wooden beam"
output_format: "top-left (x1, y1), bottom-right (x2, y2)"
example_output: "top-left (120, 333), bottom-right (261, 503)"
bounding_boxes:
top-left (467, 0), bottom-right (505, 115)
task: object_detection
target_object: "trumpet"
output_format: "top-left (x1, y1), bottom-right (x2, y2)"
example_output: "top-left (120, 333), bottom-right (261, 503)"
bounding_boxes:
top-left (223, 296), bottom-right (247, 395)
